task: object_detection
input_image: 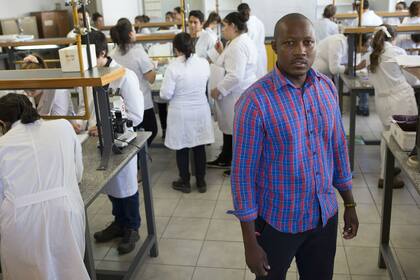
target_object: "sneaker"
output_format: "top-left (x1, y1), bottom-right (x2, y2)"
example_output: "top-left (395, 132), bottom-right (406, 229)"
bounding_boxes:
top-left (172, 178), bottom-right (191, 193)
top-left (207, 159), bottom-right (231, 169)
top-left (94, 222), bottom-right (124, 243)
top-left (223, 169), bottom-right (231, 177)
top-left (356, 106), bottom-right (370, 117)
top-left (117, 228), bottom-right (140, 255)
top-left (196, 178), bottom-right (207, 193)
top-left (377, 178), bottom-right (405, 189)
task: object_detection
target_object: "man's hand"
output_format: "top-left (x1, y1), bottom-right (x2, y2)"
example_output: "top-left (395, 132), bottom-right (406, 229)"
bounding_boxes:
top-left (245, 242), bottom-right (270, 277)
top-left (88, 126), bottom-right (99, 137)
top-left (72, 123), bottom-right (82, 134)
top-left (211, 88), bottom-right (221, 100)
top-left (343, 207), bottom-right (359, 239)
top-left (215, 41), bottom-right (224, 54)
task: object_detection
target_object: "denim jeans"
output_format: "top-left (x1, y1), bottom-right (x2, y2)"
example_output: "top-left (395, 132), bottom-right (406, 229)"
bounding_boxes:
top-left (108, 192), bottom-right (141, 230)
top-left (358, 92), bottom-right (369, 111)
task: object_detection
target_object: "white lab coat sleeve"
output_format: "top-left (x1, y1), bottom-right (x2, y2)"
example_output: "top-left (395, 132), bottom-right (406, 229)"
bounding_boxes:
top-left (51, 89), bottom-right (73, 116)
top-left (136, 46), bottom-right (155, 74)
top-left (120, 72), bottom-right (144, 126)
top-left (65, 121), bottom-right (83, 183)
top-left (328, 41), bottom-right (346, 75)
top-left (208, 48), bottom-right (220, 64)
top-left (160, 65), bottom-right (177, 101)
top-left (217, 47), bottom-right (247, 97)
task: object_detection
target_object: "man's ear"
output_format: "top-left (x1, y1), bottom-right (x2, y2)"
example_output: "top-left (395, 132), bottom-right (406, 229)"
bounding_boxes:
top-left (271, 40), bottom-right (277, 55)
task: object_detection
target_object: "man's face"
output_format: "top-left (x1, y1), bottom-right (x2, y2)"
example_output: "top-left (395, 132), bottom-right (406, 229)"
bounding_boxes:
top-left (189, 16), bottom-right (203, 35)
top-left (78, 12), bottom-right (90, 27)
top-left (174, 11), bottom-right (183, 22)
top-left (272, 19), bottom-right (316, 79)
top-left (95, 17), bottom-right (104, 29)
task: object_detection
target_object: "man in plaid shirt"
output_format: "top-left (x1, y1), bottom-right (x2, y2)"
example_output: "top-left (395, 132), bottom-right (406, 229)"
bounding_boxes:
top-left (231, 13), bottom-right (359, 280)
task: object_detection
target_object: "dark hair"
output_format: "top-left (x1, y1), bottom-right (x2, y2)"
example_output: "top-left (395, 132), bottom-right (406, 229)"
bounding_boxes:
top-left (323, 4), bottom-right (337, 19)
top-left (77, 7), bottom-right (90, 15)
top-left (224, 12), bottom-right (248, 33)
top-left (203, 12), bottom-right (221, 29)
top-left (409, 1), bottom-right (420, 17)
top-left (363, 0), bottom-right (369, 9)
top-left (237, 3), bottom-right (251, 22)
top-left (173, 32), bottom-right (194, 59)
top-left (21, 54), bottom-right (47, 70)
top-left (189, 10), bottom-right (205, 23)
top-left (369, 24), bottom-right (395, 73)
top-left (396, 1), bottom-right (407, 10)
top-left (82, 30), bottom-right (108, 58)
top-left (0, 94), bottom-right (40, 125)
top-left (166, 11), bottom-right (173, 17)
top-left (174, 7), bottom-right (182, 14)
top-left (92, 12), bottom-right (103, 22)
top-left (110, 18), bottom-right (133, 55)
top-left (135, 15), bottom-right (150, 23)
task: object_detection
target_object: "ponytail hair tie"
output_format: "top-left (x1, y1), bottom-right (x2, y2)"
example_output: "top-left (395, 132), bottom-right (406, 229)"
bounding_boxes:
top-left (375, 26), bottom-right (392, 38)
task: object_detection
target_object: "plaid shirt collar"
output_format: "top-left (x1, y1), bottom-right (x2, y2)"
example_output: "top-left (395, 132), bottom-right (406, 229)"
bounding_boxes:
top-left (272, 64), bottom-right (320, 92)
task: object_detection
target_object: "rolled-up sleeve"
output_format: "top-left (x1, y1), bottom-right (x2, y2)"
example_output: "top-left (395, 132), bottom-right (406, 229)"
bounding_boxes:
top-left (230, 94), bottom-right (264, 222)
top-left (330, 83), bottom-right (353, 192)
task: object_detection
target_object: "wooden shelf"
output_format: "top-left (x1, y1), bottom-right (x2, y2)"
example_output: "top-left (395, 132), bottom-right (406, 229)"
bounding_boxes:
top-left (101, 21), bottom-right (181, 31)
top-left (336, 11), bottom-right (410, 19)
top-left (0, 66), bottom-right (125, 89)
top-left (0, 37), bottom-right (75, 48)
top-left (344, 24), bottom-right (420, 34)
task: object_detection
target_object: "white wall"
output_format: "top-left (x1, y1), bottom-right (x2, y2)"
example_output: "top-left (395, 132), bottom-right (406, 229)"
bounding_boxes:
top-left (0, 0), bottom-right (56, 19)
top-left (101, 0), bottom-right (143, 25)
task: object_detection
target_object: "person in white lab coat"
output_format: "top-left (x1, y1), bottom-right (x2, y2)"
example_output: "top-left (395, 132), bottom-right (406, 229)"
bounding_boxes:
top-left (160, 32), bottom-right (214, 193)
top-left (111, 18), bottom-right (158, 146)
top-left (188, 10), bottom-right (205, 49)
top-left (367, 24), bottom-right (418, 189)
top-left (352, 0), bottom-right (383, 26)
top-left (207, 12), bottom-right (258, 176)
top-left (238, 3), bottom-right (267, 78)
top-left (0, 94), bottom-right (89, 280)
top-left (67, 8), bottom-right (97, 38)
top-left (82, 31), bottom-right (145, 254)
top-left (384, 1), bottom-right (408, 25)
top-left (397, 1), bottom-right (420, 50)
top-left (195, 11), bottom-right (221, 60)
top-left (314, 4), bottom-right (339, 42)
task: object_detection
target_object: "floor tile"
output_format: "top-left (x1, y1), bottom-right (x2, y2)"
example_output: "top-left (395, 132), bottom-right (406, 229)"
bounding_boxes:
top-left (192, 267), bottom-right (244, 280)
top-left (139, 264), bottom-right (195, 280)
top-left (152, 198), bottom-right (180, 217)
top-left (197, 241), bottom-right (245, 269)
top-left (162, 217), bottom-right (210, 240)
top-left (352, 188), bottom-right (376, 204)
top-left (147, 238), bottom-right (203, 266)
top-left (390, 225), bottom-right (420, 249)
top-left (139, 216), bottom-right (170, 239)
top-left (95, 260), bottom-right (131, 271)
top-left (342, 223), bottom-right (380, 248)
top-left (396, 249), bottom-right (420, 278)
top-left (213, 200), bottom-right (236, 220)
top-left (369, 186), bottom-right (416, 206)
top-left (387, 205), bottom-right (420, 225)
top-left (206, 219), bottom-right (243, 242)
top-left (173, 199), bottom-right (216, 218)
top-left (149, 183), bottom-right (183, 199)
top-left (334, 246), bottom-right (350, 275)
top-left (182, 184), bottom-right (222, 200)
top-left (351, 276), bottom-right (389, 280)
top-left (346, 247), bottom-right (390, 276)
top-left (244, 269), bottom-right (296, 280)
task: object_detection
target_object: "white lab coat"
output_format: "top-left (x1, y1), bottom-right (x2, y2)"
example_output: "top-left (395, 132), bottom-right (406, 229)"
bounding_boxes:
top-left (397, 17), bottom-right (420, 49)
top-left (313, 34), bottom-right (348, 76)
top-left (160, 55), bottom-right (214, 150)
top-left (102, 61), bottom-right (144, 198)
top-left (246, 15), bottom-right (267, 78)
top-left (112, 44), bottom-right (155, 110)
top-left (0, 119), bottom-right (88, 280)
top-left (314, 18), bottom-right (339, 42)
top-left (37, 89), bottom-right (74, 116)
top-left (195, 28), bottom-right (218, 60)
top-left (208, 33), bottom-right (258, 135)
top-left (367, 42), bottom-right (418, 127)
top-left (352, 10), bottom-right (383, 26)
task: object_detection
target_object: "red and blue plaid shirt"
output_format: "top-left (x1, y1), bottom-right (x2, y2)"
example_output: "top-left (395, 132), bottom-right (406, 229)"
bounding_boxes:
top-left (230, 67), bottom-right (352, 234)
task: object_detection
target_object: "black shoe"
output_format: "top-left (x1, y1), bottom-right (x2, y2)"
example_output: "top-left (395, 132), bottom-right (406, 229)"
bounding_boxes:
top-left (172, 178), bottom-right (191, 193)
top-left (356, 106), bottom-right (370, 117)
top-left (207, 159), bottom-right (231, 169)
top-left (162, 129), bottom-right (166, 139)
top-left (94, 222), bottom-right (124, 243)
top-left (196, 178), bottom-right (207, 193)
top-left (377, 178), bottom-right (405, 189)
top-left (117, 228), bottom-right (140, 255)
top-left (223, 169), bottom-right (231, 177)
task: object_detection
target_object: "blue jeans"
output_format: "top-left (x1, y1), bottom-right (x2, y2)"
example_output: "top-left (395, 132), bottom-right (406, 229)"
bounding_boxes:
top-left (358, 92), bottom-right (369, 111)
top-left (108, 192), bottom-right (141, 230)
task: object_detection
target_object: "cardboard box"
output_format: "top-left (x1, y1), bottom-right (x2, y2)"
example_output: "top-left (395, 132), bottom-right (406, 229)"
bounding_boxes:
top-left (390, 122), bottom-right (416, 151)
top-left (59, 45), bottom-right (97, 72)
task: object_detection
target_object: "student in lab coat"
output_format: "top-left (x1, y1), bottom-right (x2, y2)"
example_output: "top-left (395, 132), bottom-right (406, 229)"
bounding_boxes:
top-left (313, 33), bottom-right (372, 116)
top-left (160, 32), bottom-right (214, 193)
top-left (384, 1), bottom-right (407, 25)
top-left (22, 54), bottom-right (74, 116)
top-left (207, 12), bottom-right (258, 176)
top-left (238, 3), bottom-right (267, 78)
top-left (0, 93), bottom-right (89, 280)
top-left (135, 15), bottom-right (151, 34)
top-left (195, 12), bottom-right (221, 61)
top-left (67, 8), bottom-right (97, 38)
top-left (352, 0), bottom-right (383, 26)
top-left (84, 31), bottom-right (145, 254)
top-left (368, 24), bottom-right (418, 189)
top-left (397, 1), bottom-right (420, 49)
top-left (188, 10), bottom-right (205, 48)
top-left (314, 4), bottom-right (339, 42)
top-left (111, 18), bottom-right (158, 146)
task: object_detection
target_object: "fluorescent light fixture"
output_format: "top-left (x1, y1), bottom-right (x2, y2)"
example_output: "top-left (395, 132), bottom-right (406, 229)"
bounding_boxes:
top-left (15, 45), bottom-right (60, 50)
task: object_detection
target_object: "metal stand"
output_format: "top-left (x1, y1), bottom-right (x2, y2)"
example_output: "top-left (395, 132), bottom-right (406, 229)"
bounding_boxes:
top-left (347, 34), bottom-right (356, 77)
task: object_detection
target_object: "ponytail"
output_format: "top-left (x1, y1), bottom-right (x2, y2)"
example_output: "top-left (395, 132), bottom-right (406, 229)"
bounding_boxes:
top-left (173, 32), bottom-right (194, 60)
top-left (110, 18), bottom-right (134, 55)
top-left (237, 3), bottom-right (251, 22)
top-left (224, 12), bottom-right (248, 33)
top-left (369, 24), bottom-right (395, 73)
top-left (0, 94), bottom-right (40, 126)
top-left (203, 11), bottom-right (221, 29)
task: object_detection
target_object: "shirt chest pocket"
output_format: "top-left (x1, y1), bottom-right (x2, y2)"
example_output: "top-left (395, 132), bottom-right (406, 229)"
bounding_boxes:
top-left (315, 104), bottom-right (334, 141)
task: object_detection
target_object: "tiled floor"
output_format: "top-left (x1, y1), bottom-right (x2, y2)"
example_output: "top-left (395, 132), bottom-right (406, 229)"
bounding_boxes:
top-left (86, 95), bottom-right (420, 280)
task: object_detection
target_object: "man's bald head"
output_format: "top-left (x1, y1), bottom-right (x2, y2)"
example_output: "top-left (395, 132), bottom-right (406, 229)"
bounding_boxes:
top-left (274, 13), bottom-right (312, 40)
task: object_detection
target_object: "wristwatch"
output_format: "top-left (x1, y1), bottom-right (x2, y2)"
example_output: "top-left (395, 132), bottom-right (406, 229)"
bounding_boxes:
top-left (344, 202), bottom-right (357, 208)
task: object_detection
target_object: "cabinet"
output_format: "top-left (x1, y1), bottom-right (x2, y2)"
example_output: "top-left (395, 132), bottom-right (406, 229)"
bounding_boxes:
top-left (31, 10), bottom-right (71, 38)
